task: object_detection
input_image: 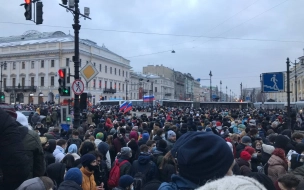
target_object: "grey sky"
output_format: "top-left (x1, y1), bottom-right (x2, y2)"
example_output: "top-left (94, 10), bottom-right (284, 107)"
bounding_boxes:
top-left (1, 0), bottom-right (303, 97)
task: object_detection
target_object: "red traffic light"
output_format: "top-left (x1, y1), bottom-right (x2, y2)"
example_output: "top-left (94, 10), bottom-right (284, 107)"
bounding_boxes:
top-left (58, 69), bottom-right (65, 78)
top-left (25, 0), bottom-right (31, 4)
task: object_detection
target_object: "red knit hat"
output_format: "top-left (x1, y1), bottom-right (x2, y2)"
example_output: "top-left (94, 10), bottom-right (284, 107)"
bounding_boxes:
top-left (240, 151), bottom-right (251, 161)
top-left (216, 121), bottom-right (222, 127)
top-left (244, 146), bottom-right (255, 155)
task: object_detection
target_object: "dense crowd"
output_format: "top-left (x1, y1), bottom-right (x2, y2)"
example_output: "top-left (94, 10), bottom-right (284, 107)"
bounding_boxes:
top-left (1, 103), bottom-right (304, 190)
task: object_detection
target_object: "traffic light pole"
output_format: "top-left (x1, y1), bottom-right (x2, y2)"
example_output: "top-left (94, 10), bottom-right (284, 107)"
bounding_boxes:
top-left (59, 0), bottom-right (91, 128)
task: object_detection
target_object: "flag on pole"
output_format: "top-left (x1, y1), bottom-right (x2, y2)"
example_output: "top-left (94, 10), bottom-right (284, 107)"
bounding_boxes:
top-left (143, 95), bottom-right (155, 102)
top-left (120, 101), bottom-right (128, 111)
top-left (124, 102), bottom-right (132, 113)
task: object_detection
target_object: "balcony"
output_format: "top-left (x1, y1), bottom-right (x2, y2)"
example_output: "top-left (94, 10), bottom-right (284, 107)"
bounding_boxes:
top-left (103, 88), bottom-right (116, 94)
top-left (4, 86), bottom-right (37, 93)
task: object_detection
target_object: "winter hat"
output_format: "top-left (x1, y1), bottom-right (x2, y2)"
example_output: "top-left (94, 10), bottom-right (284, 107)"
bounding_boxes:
top-left (170, 132), bottom-right (234, 185)
top-left (142, 132), bottom-right (149, 141)
top-left (197, 175), bottom-right (267, 190)
top-left (226, 142), bottom-right (233, 153)
top-left (129, 131), bottom-right (138, 141)
top-left (167, 130), bottom-right (176, 139)
top-left (97, 141), bottom-right (109, 157)
top-left (68, 144), bottom-right (78, 154)
top-left (240, 151), bottom-right (252, 161)
top-left (110, 128), bottom-right (116, 135)
top-left (274, 135), bottom-right (289, 149)
top-left (244, 146), bottom-right (255, 155)
top-left (16, 111), bottom-right (29, 127)
top-left (95, 132), bottom-right (104, 141)
top-left (216, 121), bottom-right (222, 127)
top-left (64, 168), bottom-right (82, 186)
top-left (241, 136), bottom-right (252, 144)
top-left (81, 154), bottom-right (96, 167)
top-left (262, 144), bottom-right (275, 155)
top-left (156, 139), bottom-right (167, 151)
top-left (121, 147), bottom-right (132, 157)
top-left (119, 175), bottom-right (134, 188)
top-left (39, 176), bottom-right (54, 190)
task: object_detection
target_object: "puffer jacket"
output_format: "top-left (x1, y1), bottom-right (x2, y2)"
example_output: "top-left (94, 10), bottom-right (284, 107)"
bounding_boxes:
top-left (291, 165), bottom-right (304, 180)
top-left (58, 180), bottom-right (82, 190)
top-left (236, 158), bottom-right (251, 176)
top-left (80, 167), bottom-right (97, 190)
top-left (267, 155), bottom-right (287, 182)
top-left (53, 145), bottom-right (66, 163)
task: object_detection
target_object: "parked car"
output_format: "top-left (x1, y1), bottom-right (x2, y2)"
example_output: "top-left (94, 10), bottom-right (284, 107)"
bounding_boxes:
top-left (21, 111), bottom-right (46, 125)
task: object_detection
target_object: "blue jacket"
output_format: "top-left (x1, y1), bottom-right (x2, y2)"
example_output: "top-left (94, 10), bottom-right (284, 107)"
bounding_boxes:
top-left (158, 174), bottom-right (199, 190)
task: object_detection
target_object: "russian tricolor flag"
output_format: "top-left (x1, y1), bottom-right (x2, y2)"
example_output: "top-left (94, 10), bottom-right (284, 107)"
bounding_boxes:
top-left (124, 102), bottom-right (132, 113)
top-left (143, 95), bottom-right (155, 102)
top-left (120, 101), bottom-right (128, 111)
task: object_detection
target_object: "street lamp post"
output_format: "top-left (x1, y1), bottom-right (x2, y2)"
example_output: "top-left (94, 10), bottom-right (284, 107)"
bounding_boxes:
top-left (220, 80), bottom-right (222, 102)
top-left (209, 71), bottom-right (212, 102)
top-left (125, 79), bottom-right (129, 100)
top-left (230, 89), bottom-right (231, 102)
top-left (287, 58), bottom-right (291, 129)
top-left (240, 82), bottom-right (243, 101)
top-left (290, 60), bottom-right (299, 102)
top-left (226, 86), bottom-right (227, 102)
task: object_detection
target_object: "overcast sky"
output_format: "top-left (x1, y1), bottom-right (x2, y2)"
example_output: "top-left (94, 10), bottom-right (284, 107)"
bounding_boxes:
top-left (1, 0), bottom-right (304, 97)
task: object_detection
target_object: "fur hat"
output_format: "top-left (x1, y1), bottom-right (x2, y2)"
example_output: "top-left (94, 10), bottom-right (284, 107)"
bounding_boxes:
top-left (197, 175), bottom-right (267, 190)
top-left (262, 144), bottom-right (275, 155)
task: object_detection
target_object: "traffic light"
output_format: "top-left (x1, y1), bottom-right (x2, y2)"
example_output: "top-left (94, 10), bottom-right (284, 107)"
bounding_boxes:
top-left (24, 0), bottom-right (32, 20)
top-left (36, 2), bottom-right (43, 25)
top-left (62, 0), bottom-right (68, 5)
top-left (0, 92), bottom-right (5, 103)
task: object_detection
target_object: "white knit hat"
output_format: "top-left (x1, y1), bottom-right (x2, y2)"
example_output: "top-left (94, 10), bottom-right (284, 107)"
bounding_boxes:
top-left (262, 144), bottom-right (275, 155)
top-left (196, 175), bottom-right (267, 190)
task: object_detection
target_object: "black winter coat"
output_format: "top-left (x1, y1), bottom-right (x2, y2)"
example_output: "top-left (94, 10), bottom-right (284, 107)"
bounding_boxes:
top-left (58, 180), bottom-right (82, 190)
top-left (236, 143), bottom-right (247, 158)
top-left (44, 139), bottom-right (56, 167)
top-left (0, 109), bottom-right (30, 190)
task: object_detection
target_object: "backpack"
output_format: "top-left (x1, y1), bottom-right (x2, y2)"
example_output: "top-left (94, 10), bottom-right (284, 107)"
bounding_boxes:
top-left (108, 159), bottom-right (128, 188)
top-left (257, 163), bottom-right (268, 175)
top-left (133, 161), bottom-right (153, 190)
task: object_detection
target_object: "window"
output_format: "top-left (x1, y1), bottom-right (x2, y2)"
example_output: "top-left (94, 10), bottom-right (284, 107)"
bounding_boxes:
top-left (114, 68), bottom-right (116, 75)
top-left (93, 62), bottom-right (96, 67)
top-left (119, 69), bottom-right (121, 76)
top-left (155, 87), bottom-right (157, 92)
top-left (86, 61), bottom-right (89, 64)
top-left (105, 66), bottom-right (107, 73)
top-left (12, 78), bottom-right (16, 87)
top-left (99, 80), bottom-right (101, 89)
top-left (86, 82), bottom-right (88, 88)
top-left (21, 78), bottom-right (25, 87)
top-left (31, 77), bottom-right (34, 86)
top-left (66, 58), bottom-right (69, 67)
top-left (123, 70), bottom-right (124, 77)
top-left (12, 62), bottom-right (16, 70)
top-left (40, 77), bottom-right (44, 87)
top-left (123, 84), bottom-right (124, 91)
top-left (51, 76), bottom-right (54, 86)
top-left (31, 61), bottom-right (35, 69)
top-left (80, 59), bottom-right (82, 67)
top-left (119, 83), bottom-right (121, 90)
top-left (105, 81), bottom-right (107, 88)
top-left (110, 82), bottom-right (112, 88)
top-left (22, 62), bottom-right (25, 69)
top-left (99, 64), bottom-right (102, 72)
top-left (41, 60), bottom-right (44, 68)
top-left (114, 82), bottom-right (116, 89)
top-left (51, 60), bottom-right (54, 67)
top-left (3, 78), bottom-right (6, 88)
top-left (93, 79), bottom-right (96, 88)
top-left (110, 67), bottom-right (112, 74)
top-left (126, 71), bottom-right (128, 78)
top-left (3, 62), bottom-right (7, 70)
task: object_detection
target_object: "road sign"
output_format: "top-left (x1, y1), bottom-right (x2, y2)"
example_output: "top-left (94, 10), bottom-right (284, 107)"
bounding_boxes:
top-left (80, 62), bottom-right (99, 82)
top-left (72, 80), bottom-right (84, 95)
top-left (262, 72), bottom-right (284, 93)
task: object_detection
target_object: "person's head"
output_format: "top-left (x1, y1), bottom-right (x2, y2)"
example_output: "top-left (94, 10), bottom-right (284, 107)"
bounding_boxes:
top-left (96, 132), bottom-right (104, 141)
top-left (64, 168), bottom-right (82, 186)
top-left (72, 130), bottom-right (79, 139)
top-left (292, 132), bottom-right (304, 144)
top-left (68, 144), bottom-right (78, 154)
top-left (106, 135), bottom-right (113, 144)
top-left (167, 130), bottom-right (176, 142)
top-left (170, 131), bottom-right (234, 186)
top-left (154, 122), bottom-right (160, 131)
top-left (121, 147), bottom-right (132, 158)
top-left (146, 140), bottom-right (156, 152)
top-left (81, 153), bottom-right (97, 172)
top-left (57, 139), bottom-right (67, 150)
top-left (61, 154), bottom-right (75, 171)
top-left (255, 141), bottom-right (262, 151)
top-left (118, 175), bottom-right (134, 190)
top-left (156, 128), bottom-right (164, 136)
top-left (88, 151), bottom-right (103, 166)
top-left (241, 136), bottom-right (252, 146)
top-left (230, 134), bottom-right (239, 143)
top-left (36, 122), bottom-right (42, 128)
top-left (79, 141), bottom-right (95, 156)
top-left (240, 151), bottom-right (252, 162)
top-left (278, 174), bottom-right (300, 190)
top-left (139, 144), bottom-right (149, 154)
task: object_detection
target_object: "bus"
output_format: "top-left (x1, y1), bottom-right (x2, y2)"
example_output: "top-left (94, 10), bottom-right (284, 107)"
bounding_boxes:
top-left (97, 99), bottom-right (155, 107)
top-left (200, 102), bottom-right (254, 109)
top-left (253, 102), bottom-right (298, 109)
top-left (158, 100), bottom-right (195, 108)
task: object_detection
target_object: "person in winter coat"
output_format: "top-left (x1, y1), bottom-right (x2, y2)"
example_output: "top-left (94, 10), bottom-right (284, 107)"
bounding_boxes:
top-left (0, 107), bottom-right (30, 190)
top-left (67, 144), bottom-right (80, 161)
top-left (53, 139), bottom-right (67, 163)
top-left (105, 117), bottom-right (113, 129)
top-left (236, 151), bottom-right (252, 176)
top-left (17, 176), bottom-right (54, 190)
top-left (115, 147), bottom-right (132, 177)
top-left (165, 130), bottom-right (176, 152)
top-left (47, 163), bottom-right (66, 187)
top-left (67, 130), bottom-right (83, 151)
top-left (138, 132), bottom-right (149, 147)
top-left (31, 112), bottom-right (40, 126)
top-left (58, 168), bottom-right (83, 190)
top-left (152, 139), bottom-right (168, 167)
top-left (51, 111), bottom-right (58, 126)
top-left (98, 140), bottom-right (111, 171)
top-left (236, 136), bottom-right (252, 158)
top-left (87, 111), bottom-right (93, 126)
top-left (159, 151), bottom-right (177, 182)
top-left (267, 148), bottom-right (288, 183)
top-left (43, 139), bottom-right (57, 167)
top-left (113, 128), bottom-right (129, 153)
top-left (80, 154), bottom-right (101, 190)
top-left (16, 111), bottom-right (46, 179)
top-left (113, 175), bottom-right (134, 190)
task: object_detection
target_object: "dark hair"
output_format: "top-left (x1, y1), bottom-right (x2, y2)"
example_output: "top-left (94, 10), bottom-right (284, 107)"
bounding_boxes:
top-left (72, 130), bottom-right (79, 136)
top-left (249, 128), bottom-right (258, 136)
top-left (154, 122), bottom-right (160, 127)
top-left (146, 140), bottom-right (156, 147)
top-left (292, 132), bottom-right (304, 140)
top-left (278, 174), bottom-right (300, 189)
top-left (61, 154), bottom-right (75, 171)
top-left (53, 127), bottom-right (60, 133)
top-left (57, 139), bottom-right (67, 147)
top-left (79, 141), bottom-right (95, 156)
top-left (88, 150), bottom-right (103, 160)
top-left (156, 129), bottom-right (164, 136)
top-left (139, 145), bottom-right (149, 153)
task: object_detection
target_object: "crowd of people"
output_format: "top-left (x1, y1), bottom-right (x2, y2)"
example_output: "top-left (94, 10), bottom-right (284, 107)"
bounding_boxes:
top-left (1, 103), bottom-right (304, 190)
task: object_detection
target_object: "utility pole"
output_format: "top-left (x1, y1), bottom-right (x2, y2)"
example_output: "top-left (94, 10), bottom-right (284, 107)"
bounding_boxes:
top-left (209, 71), bottom-right (212, 102)
top-left (226, 86), bottom-right (227, 102)
top-left (230, 89), bottom-right (231, 102)
top-left (240, 82), bottom-right (243, 101)
top-left (125, 79), bottom-right (129, 100)
top-left (220, 80), bottom-right (222, 102)
top-left (292, 60), bottom-right (298, 102)
top-left (287, 58), bottom-right (291, 129)
top-left (59, 0), bottom-right (91, 128)
top-left (150, 81), bottom-right (154, 117)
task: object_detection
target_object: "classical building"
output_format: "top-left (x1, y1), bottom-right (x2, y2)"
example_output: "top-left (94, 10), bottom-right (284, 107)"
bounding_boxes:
top-left (0, 30), bottom-right (131, 104)
top-left (129, 72), bottom-right (174, 100)
top-left (173, 70), bottom-right (185, 100)
top-left (184, 73), bottom-right (194, 100)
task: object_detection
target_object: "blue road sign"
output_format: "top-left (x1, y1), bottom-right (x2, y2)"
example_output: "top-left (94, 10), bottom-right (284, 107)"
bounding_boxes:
top-left (262, 72), bottom-right (284, 92)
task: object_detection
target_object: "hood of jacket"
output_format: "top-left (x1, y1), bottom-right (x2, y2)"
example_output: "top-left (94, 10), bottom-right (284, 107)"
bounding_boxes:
top-left (17, 177), bottom-right (45, 190)
top-left (158, 174), bottom-right (199, 190)
top-left (268, 155), bottom-right (286, 166)
top-left (138, 153), bottom-right (152, 164)
top-left (94, 139), bottom-right (102, 147)
top-left (45, 139), bottom-right (57, 153)
top-left (58, 180), bottom-right (82, 190)
top-left (236, 158), bottom-right (250, 167)
top-left (291, 165), bottom-right (304, 177)
top-left (53, 145), bottom-right (65, 156)
top-left (47, 163), bottom-right (66, 186)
